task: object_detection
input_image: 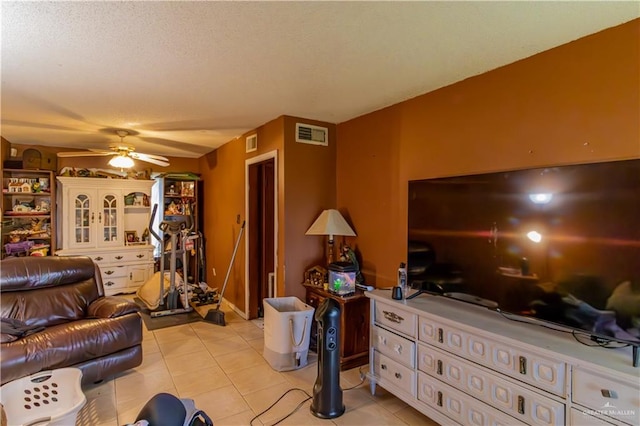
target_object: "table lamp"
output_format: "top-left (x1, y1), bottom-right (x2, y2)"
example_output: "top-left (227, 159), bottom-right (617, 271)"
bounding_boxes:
top-left (306, 209), bottom-right (356, 265)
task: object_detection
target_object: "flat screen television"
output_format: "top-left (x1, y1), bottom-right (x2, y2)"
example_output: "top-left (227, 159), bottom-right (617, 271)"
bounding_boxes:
top-left (407, 159), bottom-right (640, 355)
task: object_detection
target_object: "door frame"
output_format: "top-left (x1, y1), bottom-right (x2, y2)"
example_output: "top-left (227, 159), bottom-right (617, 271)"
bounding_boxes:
top-left (244, 150), bottom-right (278, 318)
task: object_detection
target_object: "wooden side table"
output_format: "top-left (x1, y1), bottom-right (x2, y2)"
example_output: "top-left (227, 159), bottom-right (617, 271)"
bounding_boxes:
top-left (303, 283), bottom-right (370, 370)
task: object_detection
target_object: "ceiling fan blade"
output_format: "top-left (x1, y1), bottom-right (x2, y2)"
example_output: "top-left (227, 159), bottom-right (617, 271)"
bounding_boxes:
top-left (129, 151), bottom-right (169, 162)
top-left (133, 155), bottom-right (170, 167)
top-left (57, 150), bottom-right (113, 158)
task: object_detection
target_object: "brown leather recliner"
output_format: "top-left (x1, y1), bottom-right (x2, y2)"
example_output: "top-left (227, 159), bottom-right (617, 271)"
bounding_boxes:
top-left (0, 256), bottom-right (143, 385)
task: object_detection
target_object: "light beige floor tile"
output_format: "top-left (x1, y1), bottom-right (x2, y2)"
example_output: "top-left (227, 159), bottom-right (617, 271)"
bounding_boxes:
top-left (342, 386), bottom-right (377, 411)
top-left (244, 382), bottom-right (312, 425)
top-left (246, 336), bottom-right (264, 352)
top-left (117, 397), bottom-right (151, 426)
top-left (279, 404), bottom-right (337, 425)
top-left (173, 365), bottom-right (231, 398)
top-left (163, 348), bottom-right (217, 375)
top-left (238, 325), bottom-right (265, 341)
top-left (393, 405), bottom-right (441, 426)
top-left (190, 384), bottom-right (251, 423)
top-left (215, 409), bottom-right (264, 426)
top-left (333, 401), bottom-right (408, 425)
top-left (340, 365), bottom-right (368, 388)
top-left (77, 392), bottom-right (117, 426)
top-left (128, 349), bottom-right (167, 375)
top-left (141, 335), bottom-right (160, 355)
top-left (201, 334), bottom-right (251, 356)
top-left (366, 384), bottom-right (408, 414)
top-left (82, 379), bottom-right (115, 399)
top-left (115, 368), bottom-right (174, 405)
top-left (215, 347), bottom-right (268, 374)
top-left (157, 334), bottom-right (207, 357)
top-left (153, 323), bottom-right (199, 344)
top-left (226, 363), bottom-right (288, 395)
top-left (281, 362), bottom-right (318, 390)
top-left (228, 321), bottom-right (260, 333)
top-left (192, 321), bottom-right (239, 340)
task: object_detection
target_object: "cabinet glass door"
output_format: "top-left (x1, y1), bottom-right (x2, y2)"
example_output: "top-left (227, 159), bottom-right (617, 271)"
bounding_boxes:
top-left (100, 193), bottom-right (119, 245)
top-left (73, 193), bottom-right (92, 245)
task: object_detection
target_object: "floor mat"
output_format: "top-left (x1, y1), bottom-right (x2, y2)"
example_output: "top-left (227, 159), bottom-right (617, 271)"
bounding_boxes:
top-left (134, 298), bottom-right (202, 331)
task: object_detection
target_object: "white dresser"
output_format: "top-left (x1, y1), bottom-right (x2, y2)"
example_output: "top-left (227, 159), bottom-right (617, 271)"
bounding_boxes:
top-left (366, 290), bottom-right (639, 426)
top-left (56, 177), bottom-right (155, 296)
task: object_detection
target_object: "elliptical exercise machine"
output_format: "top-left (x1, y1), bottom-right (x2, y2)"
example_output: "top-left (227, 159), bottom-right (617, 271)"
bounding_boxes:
top-left (148, 204), bottom-right (194, 318)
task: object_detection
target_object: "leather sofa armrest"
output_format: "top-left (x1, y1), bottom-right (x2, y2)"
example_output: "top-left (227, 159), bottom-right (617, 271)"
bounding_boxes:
top-left (88, 297), bottom-right (141, 319)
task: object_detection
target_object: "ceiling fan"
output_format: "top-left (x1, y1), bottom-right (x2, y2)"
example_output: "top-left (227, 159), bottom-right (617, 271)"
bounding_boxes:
top-left (57, 130), bottom-right (170, 167)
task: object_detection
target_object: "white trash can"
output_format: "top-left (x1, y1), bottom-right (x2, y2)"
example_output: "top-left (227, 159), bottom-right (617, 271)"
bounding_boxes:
top-left (263, 296), bottom-right (315, 371)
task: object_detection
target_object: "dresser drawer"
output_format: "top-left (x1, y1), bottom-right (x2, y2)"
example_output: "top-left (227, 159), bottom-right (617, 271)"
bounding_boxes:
top-left (89, 249), bottom-right (150, 264)
top-left (372, 325), bottom-right (415, 368)
top-left (417, 371), bottom-right (525, 426)
top-left (373, 351), bottom-right (416, 397)
top-left (100, 265), bottom-right (127, 278)
top-left (117, 250), bottom-right (150, 262)
top-left (572, 367), bottom-right (640, 425)
top-left (418, 344), bottom-right (565, 425)
top-left (102, 276), bottom-right (127, 290)
top-left (418, 315), bottom-right (566, 397)
top-left (570, 408), bottom-right (616, 425)
top-left (374, 300), bottom-right (416, 338)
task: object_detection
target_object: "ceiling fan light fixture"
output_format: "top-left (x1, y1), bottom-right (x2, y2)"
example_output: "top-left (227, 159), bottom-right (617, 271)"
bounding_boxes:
top-left (108, 154), bottom-right (134, 169)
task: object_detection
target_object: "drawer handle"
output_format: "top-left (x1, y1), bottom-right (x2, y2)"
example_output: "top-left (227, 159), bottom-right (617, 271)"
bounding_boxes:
top-left (105, 281), bottom-right (115, 286)
top-left (136, 254), bottom-right (144, 258)
top-left (105, 270), bottom-right (114, 275)
top-left (519, 356), bottom-right (527, 375)
top-left (394, 372), bottom-right (402, 379)
top-left (91, 212), bottom-right (95, 223)
top-left (437, 360), bottom-right (443, 375)
top-left (437, 391), bottom-right (443, 407)
top-left (393, 344), bottom-right (402, 354)
top-left (378, 336), bottom-right (387, 345)
top-left (95, 256), bottom-right (103, 261)
top-left (381, 364), bottom-right (387, 370)
top-left (438, 328), bottom-right (443, 343)
top-left (115, 255), bottom-right (123, 260)
top-left (383, 310), bottom-right (404, 323)
top-left (600, 389), bottom-right (618, 399)
top-left (517, 395), bottom-right (525, 415)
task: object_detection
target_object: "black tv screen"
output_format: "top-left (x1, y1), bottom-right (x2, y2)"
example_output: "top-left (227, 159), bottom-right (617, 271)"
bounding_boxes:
top-left (408, 159), bottom-right (640, 345)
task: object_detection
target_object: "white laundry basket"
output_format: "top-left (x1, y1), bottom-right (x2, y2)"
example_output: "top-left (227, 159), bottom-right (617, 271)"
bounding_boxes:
top-left (263, 297), bottom-right (315, 371)
top-left (0, 368), bottom-right (86, 426)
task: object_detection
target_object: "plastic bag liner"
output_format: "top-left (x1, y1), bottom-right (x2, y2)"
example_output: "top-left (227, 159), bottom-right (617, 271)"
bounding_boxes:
top-left (263, 296), bottom-right (315, 371)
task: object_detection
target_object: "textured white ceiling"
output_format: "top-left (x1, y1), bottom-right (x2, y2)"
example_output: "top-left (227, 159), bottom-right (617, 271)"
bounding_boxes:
top-left (2, 1), bottom-right (638, 158)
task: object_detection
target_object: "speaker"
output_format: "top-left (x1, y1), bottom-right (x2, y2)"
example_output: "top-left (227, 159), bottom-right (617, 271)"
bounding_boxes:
top-left (310, 298), bottom-right (345, 419)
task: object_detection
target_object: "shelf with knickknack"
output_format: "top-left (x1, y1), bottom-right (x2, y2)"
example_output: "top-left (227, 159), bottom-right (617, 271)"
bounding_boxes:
top-left (152, 172), bottom-right (203, 284)
top-left (2, 169), bottom-right (56, 259)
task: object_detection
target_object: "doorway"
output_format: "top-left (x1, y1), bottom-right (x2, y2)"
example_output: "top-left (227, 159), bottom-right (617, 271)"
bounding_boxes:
top-left (245, 151), bottom-right (278, 319)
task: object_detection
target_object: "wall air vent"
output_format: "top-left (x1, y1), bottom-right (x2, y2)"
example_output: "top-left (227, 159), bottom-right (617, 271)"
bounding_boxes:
top-left (246, 134), bottom-right (258, 153)
top-left (296, 123), bottom-right (328, 146)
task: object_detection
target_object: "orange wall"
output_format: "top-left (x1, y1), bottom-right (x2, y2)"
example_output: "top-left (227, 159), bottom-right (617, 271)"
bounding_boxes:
top-left (283, 116), bottom-right (337, 299)
top-left (337, 19), bottom-right (640, 287)
top-left (198, 115), bottom-right (336, 312)
top-left (198, 117), bottom-right (284, 312)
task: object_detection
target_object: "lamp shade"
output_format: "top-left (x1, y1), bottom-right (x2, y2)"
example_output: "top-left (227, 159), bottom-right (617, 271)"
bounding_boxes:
top-left (305, 209), bottom-right (356, 240)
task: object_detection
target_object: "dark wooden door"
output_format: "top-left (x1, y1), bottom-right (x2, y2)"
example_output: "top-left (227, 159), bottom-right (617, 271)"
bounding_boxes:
top-left (248, 158), bottom-right (275, 318)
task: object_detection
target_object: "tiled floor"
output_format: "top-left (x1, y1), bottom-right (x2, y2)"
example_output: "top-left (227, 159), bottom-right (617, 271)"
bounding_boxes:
top-left (76, 301), bottom-right (440, 426)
